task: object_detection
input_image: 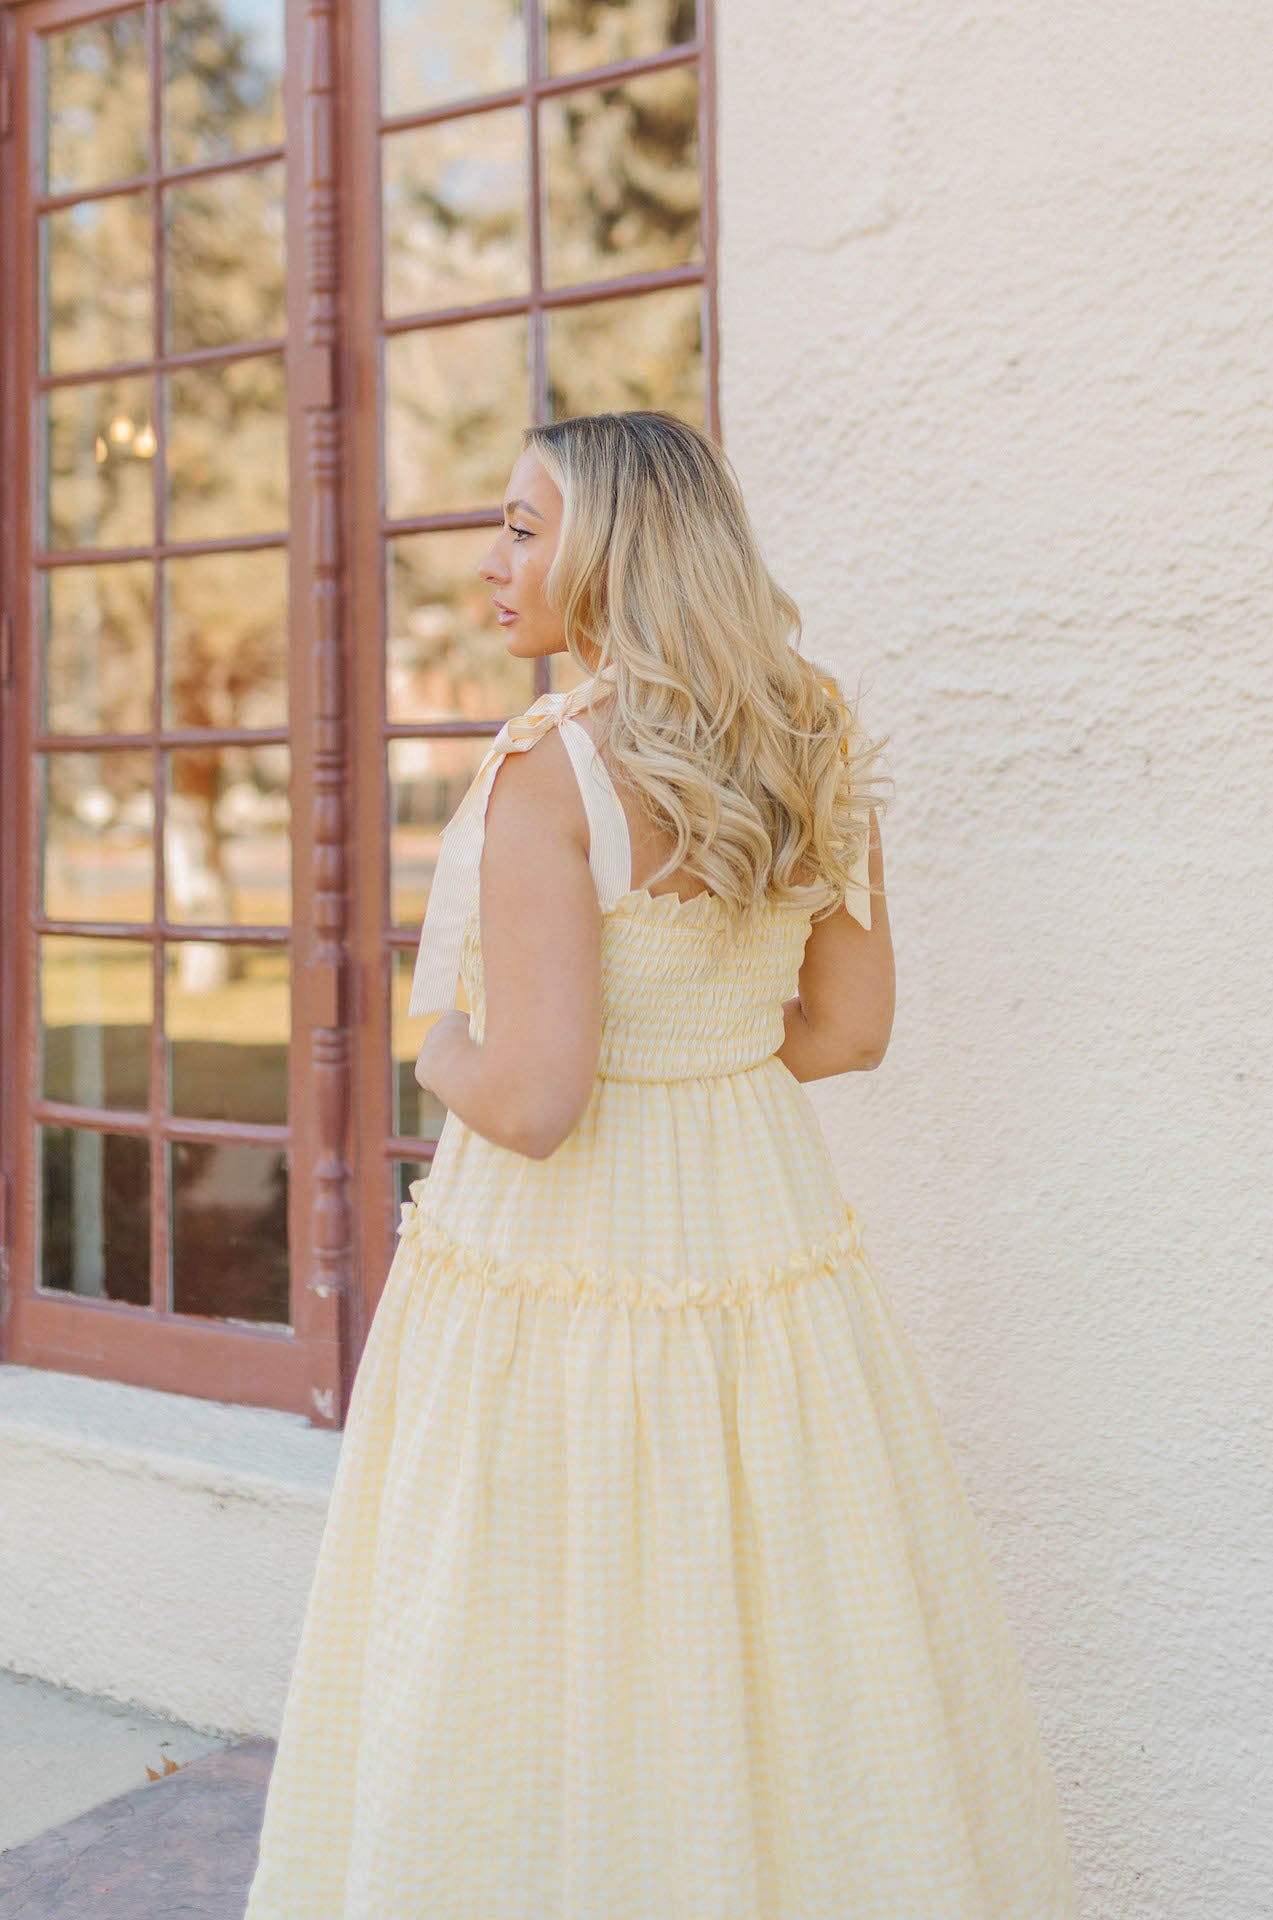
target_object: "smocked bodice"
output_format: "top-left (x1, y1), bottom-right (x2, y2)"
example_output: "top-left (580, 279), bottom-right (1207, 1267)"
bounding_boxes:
top-left (460, 886), bottom-right (815, 1082)
top-left (406, 674), bottom-right (870, 1029)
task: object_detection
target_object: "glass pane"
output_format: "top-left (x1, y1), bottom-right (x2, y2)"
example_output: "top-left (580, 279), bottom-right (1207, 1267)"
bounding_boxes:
top-left (39, 1124), bottom-right (150, 1305)
top-left (163, 0), bottom-right (285, 169)
top-left (383, 111), bottom-right (528, 318)
top-left (385, 317), bottom-right (528, 520)
top-left (541, 68), bottom-right (701, 289)
top-left (42, 751), bottom-right (155, 924)
top-left (40, 937), bottom-right (152, 1112)
top-left (170, 1140), bottom-right (289, 1324)
top-left (543, 0), bottom-right (696, 79)
top-left (380, 0), bottom-right (524, 118)
top-left (166, 942), bottom-right (288, 1124)
top-left (43, 375), bottom-right (156, 552)
top-left (165, 744), bottom-right (291, 927)
top-left (166, 353), bottom-right (288, 542)
top-left (392, 951), bottom-right (450, 1142)
top-left (41, 191), bottom-right (153, 376)
top-left (163, 549), bottom-right (288, 730)
top-left (40, 10), bottom-right (149, 196)
top-left (394, 1158), bottom-right (429, 1213)
top-left (43, 561), bottom-right (154, 735)
top-left (389, 734), bottom-right (493, 928)
top-left (165, 161), bottom-right (286, 352)
top-left (548, 282), bottom-right (703, 421)
top-left (387, 531), bottom-right (535, 724)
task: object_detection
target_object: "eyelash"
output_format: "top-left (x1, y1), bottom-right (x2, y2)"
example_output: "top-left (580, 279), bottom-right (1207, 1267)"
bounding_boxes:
top-left (509, 524), bottom-right (531, 542)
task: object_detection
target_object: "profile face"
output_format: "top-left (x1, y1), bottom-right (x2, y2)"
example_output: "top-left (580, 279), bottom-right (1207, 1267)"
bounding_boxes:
top-left (477, 449), bottom-right (567, 664)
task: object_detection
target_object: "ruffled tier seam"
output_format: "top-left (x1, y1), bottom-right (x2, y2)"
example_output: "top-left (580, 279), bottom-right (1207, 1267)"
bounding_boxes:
top-left (395, 1192), bottom-right (869, 1312)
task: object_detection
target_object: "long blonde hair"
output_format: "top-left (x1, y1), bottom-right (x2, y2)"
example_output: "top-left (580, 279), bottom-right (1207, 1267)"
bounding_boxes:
top-left (523, 411), bottom-right (892, 952)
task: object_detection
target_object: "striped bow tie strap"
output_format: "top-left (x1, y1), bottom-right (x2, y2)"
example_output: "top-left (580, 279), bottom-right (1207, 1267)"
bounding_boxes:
top-left (406, 672), bottom-right (616, 1018)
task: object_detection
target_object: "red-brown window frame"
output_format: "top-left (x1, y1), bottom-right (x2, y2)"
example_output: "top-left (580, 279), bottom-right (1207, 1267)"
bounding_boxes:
top-left (0, 0), bottom-right (351, 1424)
top-left (0, 0), bottom-right (719, 1426)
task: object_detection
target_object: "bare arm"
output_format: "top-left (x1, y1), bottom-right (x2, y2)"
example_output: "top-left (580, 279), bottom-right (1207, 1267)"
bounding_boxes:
top-left (775, 808), bottom-right (895, 1082)
top-left (413, 731), bottom-right (601, 1160)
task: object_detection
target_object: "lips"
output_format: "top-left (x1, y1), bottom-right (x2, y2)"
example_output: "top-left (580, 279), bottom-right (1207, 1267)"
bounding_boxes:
top-left (493, 601), bottom-right (518, 624)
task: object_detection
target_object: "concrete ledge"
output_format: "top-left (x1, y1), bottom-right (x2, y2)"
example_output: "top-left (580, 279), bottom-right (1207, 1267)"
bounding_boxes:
top-left (0, 1365), bottom-right (340, 1737)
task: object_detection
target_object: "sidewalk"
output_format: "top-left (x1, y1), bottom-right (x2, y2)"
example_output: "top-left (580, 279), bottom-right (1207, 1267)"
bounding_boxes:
top-left (0, 1670), bottom-right (273, 1919)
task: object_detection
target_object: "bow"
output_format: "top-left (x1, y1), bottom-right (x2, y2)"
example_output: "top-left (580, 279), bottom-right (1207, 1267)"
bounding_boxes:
top-left (406, 668), bottom-right (616, 1017)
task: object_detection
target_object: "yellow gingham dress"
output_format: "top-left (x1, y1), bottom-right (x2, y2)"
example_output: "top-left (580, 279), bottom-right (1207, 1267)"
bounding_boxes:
top-left (244, 684), bottom-right (1078, 1920)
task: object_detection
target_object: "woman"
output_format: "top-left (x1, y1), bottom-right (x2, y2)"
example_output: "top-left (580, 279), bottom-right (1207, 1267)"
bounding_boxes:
top-left (244, 412), bottom-right (1077, 1918)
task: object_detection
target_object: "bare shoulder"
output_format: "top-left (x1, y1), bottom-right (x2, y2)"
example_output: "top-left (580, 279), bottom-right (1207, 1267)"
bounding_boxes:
top-left (484, 723), bottom-right (589, 856)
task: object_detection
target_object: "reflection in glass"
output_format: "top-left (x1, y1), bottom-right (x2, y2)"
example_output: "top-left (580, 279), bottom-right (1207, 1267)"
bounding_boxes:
top-left (164, 549), bottom-right (288, 731)
top-left (170, 1140), bottom-right (289, 1323)
top-left (383, 112), bottom-right (527, 317)
top-left (541, 68), bottom-right (701, 289)
top-left (166, 354), bottom-right (288, 542)
top-left (548, 282), bottom-right (704, 422)
top-left (40, 9), bottom-right (149, 195)
top-left (387, 531), bottom-right (534, 724)
top-left (166, 943), bottom-right (288, 1124)
top-left (41, 192), bottom-right (153, 376)
top-left (40, 937), bottom-right (152, 1112)
top-left (43, 375), bottom-right (155, 552)
top-left (380, 0), bottom-right (524, 118)
top-left (163, 0), bottom-right (285, 169)
top-left (389, 734), bottom-right (493, 928)
top-left (385, 317), bottom-right (528, 520)
top-left (165, 161), bottom-right (286, 352)
top-left (41, 751), bottom-right (154, 924)
top-left (165, 744), bottom-right (291, 927)
top-left (542, 0), bottom-right (696, 80)
top-left (392, 951), bottom-right (453, 1143)
top-left (39, 1125), bottom-right (150, 1304)
top-left (394, 1159), bottom-right (429, 1215)
top-left (43, 562), bottom-right (154, 735)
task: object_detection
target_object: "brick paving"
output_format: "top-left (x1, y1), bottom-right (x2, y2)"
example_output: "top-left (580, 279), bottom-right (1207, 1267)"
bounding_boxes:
top-left (0, 1737), bottom-right (275, 1920)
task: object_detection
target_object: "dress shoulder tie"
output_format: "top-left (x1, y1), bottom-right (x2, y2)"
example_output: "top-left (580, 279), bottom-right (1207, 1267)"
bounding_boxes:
top-left (407, 670), bottom-right (618, 1017)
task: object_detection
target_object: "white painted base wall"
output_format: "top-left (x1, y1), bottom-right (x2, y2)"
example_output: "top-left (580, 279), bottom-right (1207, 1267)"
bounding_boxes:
top-left (0, 1365), bottom-right (337, 1738)
top-left (715, 5), bottom-right (1273, 1917)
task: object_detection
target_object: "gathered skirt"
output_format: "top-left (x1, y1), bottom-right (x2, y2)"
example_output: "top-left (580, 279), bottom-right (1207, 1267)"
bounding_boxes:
top-left (242, 1062), bottom-right (1077, 1918)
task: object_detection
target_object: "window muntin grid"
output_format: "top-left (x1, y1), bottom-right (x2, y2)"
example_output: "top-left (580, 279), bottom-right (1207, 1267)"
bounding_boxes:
top-left (30, 0), bottom-right (292, 1328)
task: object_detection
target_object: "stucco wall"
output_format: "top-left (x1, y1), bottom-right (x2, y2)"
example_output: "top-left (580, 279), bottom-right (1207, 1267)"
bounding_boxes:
top-left (716, 6), bottom-right (1272, 1917)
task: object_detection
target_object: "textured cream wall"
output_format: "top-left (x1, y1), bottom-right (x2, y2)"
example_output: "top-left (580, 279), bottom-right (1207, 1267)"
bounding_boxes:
top-left (716, 6), bottom-right (1272, 1917)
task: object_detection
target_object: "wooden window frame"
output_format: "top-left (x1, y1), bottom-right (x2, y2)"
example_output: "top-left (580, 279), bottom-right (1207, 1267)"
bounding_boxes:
top-left (0, 0), bottom-right (719, 1425)
top-left (0, 0), bottom-right (351, 1424)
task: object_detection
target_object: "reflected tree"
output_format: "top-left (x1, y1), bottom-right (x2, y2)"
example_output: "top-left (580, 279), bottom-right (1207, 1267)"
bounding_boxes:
top-left (42, 2), bottom-right (289, 960)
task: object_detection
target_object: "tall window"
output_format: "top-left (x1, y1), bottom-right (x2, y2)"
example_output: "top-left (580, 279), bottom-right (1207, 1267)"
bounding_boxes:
top-left (349, 0), bottom-right (715, 1304)
top-left (0, 0), bottom-right (717, 1422)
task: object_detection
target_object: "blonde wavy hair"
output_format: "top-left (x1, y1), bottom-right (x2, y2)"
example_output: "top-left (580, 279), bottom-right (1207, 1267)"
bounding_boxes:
top-left (522, 411), bottom-right (892, 956)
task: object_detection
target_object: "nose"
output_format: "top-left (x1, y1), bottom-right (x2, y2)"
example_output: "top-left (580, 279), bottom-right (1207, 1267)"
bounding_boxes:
top-left (477, 535), bottom-right (507, 584)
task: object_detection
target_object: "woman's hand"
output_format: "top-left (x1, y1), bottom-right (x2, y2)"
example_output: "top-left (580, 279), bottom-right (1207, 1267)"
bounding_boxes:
top-left (414, 1009), bottom-right (471, 1097)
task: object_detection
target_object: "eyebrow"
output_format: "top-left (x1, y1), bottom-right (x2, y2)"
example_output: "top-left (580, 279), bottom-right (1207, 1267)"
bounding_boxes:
top-left (503, 498), bottom-right (545, 521)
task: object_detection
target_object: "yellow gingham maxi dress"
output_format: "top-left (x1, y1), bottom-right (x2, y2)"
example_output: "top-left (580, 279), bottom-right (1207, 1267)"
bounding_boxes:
top-left (243, 680), bottom-right (1078, 1920)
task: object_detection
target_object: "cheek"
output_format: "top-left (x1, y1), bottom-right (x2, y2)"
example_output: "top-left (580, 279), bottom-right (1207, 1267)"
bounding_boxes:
top-left (518, 550), bottom-right (549, 601)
